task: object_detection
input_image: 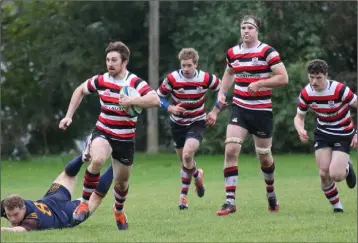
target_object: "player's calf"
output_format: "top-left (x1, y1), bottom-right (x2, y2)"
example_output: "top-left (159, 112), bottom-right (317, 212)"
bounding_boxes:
top-left (216, 166), bottom-right (238, 216)
top-left (321, 181), bottom-right (344, 212)
top-left (178, 165), bottom-right (194, 209)
top-left (65, 155), bottom-right (85, 177)
top-left (256, 146), bottom-right (279, 212)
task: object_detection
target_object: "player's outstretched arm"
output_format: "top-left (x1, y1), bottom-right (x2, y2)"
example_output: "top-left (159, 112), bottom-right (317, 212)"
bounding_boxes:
top-left (59, 82), bottom-right (88, 130)
top-left (294, 113), bottom-right (309, 143)
top-left (217, 67), bottom-right (234, 107)
top-left (63, 82), bottom-right (88, 118)
top-left (218, 67), bottom-right (234, 97)
top-left (256, 63), bottom-right (288, 89)
top-left (128, 90), bottom-right (160, 108)
top-left (1, 226), bottom-right (27, 232)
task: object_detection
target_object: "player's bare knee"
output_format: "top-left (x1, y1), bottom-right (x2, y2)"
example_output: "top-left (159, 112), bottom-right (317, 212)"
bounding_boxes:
top-left (319, 169), bottom-right (330, 181)
top-left (224, 145), bottom-right (239, 165)
top-left (255, 145), bottom-right (271, 157)
top-left (257, 154), bottom-right (272, 167)
top-left (90, 155), bottom-right (106, 169)
top-left (182, 151), bottom-right (194, 165)
top-left (255, 146), bottom-right (272, 166)
top-left (114, 181), bottom-right (128, 192)
top-left (329, 170), bottom-right (346, 182)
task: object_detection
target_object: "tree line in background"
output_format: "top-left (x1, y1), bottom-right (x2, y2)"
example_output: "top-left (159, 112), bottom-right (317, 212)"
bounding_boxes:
top-left (1, 1), bottom-right (357, 158)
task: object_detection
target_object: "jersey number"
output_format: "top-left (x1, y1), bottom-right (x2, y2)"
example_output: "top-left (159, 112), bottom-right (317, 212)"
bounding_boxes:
top-left (34, 202), bottom-right (52, 216)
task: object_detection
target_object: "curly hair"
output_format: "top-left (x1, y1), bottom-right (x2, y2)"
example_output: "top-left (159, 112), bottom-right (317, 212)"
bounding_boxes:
top-left (307, 59), bottom-right (328, 74)
top-left (3, 194), bottom-right (25, 211)
top-left (178, 48), bottom-right (199, 64)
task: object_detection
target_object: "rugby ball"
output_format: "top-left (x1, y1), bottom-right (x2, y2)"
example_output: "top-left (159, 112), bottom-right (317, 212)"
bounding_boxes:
top-left (119, 86), bottom-right (142, 117)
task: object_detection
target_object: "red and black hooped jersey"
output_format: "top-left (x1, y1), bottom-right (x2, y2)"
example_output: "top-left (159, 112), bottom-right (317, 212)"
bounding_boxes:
top-left (84, 71), bottom-right (152, 141)
top-left (157, 69), bottom-right (220, 125)
top-left (226, 42), bottom-right (282, 112)
top-left (297, 80), bottom-right (357, 136)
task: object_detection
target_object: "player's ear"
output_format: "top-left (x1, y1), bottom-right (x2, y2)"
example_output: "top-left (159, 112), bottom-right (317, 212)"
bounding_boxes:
top-left (122, 59), bottom-right (128, 66)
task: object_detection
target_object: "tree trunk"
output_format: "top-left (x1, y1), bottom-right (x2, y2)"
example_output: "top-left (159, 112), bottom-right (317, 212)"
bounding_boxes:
top-left (146, 0), bottom-right (159, 153)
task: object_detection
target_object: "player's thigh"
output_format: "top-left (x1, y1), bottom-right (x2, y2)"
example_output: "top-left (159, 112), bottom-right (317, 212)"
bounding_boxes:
top-left (42, 184), bottom-right (72, 203)
top-left (183, 121), bottom-right (206, 153)
top-left (111, 141), bottom-right (134, 184)
top-left (90, 131), bottom-right (112, 164)
top-left (331, 137), bottom-right (352, 155)
top-left (170, 121), bottom-right (187, 149)
top-left (112, 160), bottom-right (133, 185)
top-left (253, 136), bottom-right (272, 161)
top-left (52, 171), bottom-right (77, 195)
top-left (330, 150), bottom-right (350, 177)
top-left (229, 106), bottom-right (250, 133)
top-left (111, 141), bottom-right (134, 166)
top-left (253, 136), bottom-right (272, 149)
top-left (251, 110), bottom-right (273, 138)
top-left (183, 138), bottom-right (200, 156)
top-left (315, 147), bottom-right (332, 175)
top-left (225, 124), bottom-right (248, 157)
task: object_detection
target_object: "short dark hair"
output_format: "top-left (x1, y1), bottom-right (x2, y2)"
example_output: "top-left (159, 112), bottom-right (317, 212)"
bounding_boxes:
top-left (240, 15), bottom-right (261, 30)
top-left (105, 41), bottom-right (130, 62)
top-left (3, 194), bottom-right (25, 211)
top-left (307, 59), bottom-right (328, 74)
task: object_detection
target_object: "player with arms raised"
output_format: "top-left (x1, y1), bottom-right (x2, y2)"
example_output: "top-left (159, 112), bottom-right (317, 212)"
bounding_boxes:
top-left (294, 59), bottom-right (357, 213)
top-left (216, 15), bottom-right (288, 216)
top-left (157, 48), bottom-right (221, 209)
top-left (59, 41), bottom-right (159, 230)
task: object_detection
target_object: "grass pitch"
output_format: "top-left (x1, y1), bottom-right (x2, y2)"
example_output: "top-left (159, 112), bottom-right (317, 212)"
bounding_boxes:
top-left (1, 152), bottom-right (357, 242)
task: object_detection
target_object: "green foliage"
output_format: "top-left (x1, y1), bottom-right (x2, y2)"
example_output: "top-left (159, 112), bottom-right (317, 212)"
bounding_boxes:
top-left (1, 1), bottom-right (356, 156)
top-left (271, 62), bottom-right (317, 153)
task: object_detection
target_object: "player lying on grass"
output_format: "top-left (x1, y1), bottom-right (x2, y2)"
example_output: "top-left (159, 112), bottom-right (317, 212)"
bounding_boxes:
top-left (1, 154), bottom-right (113, 232)
top-left (294, 59), bottom-right (357, 213)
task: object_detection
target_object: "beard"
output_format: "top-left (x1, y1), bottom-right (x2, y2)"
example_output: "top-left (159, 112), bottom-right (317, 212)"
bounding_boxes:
top-left (108, 68), bottom-right (121, 77)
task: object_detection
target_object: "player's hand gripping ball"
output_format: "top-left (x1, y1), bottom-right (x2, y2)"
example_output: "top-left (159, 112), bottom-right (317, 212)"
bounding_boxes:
top-left (119, 86), bottom-right (142, 117)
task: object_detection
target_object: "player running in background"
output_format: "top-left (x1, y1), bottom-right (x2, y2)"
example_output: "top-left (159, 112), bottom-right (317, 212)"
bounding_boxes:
top-left (1, 155), bottom-right (113, 232)
top-left (216, 15), bottom-right (288, 216)
top-left (59, 41), bottom-right (159, 230)
top-left (294, 59), bottom-right (357, 213)
top-left (157, 48), bottom-right (222, 210)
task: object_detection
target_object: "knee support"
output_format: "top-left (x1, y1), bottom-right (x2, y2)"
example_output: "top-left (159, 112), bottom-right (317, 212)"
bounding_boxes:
top-left (225, 137), bottom-right (243, 145)
top-left (255, 146), bottom-right (272, 155)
